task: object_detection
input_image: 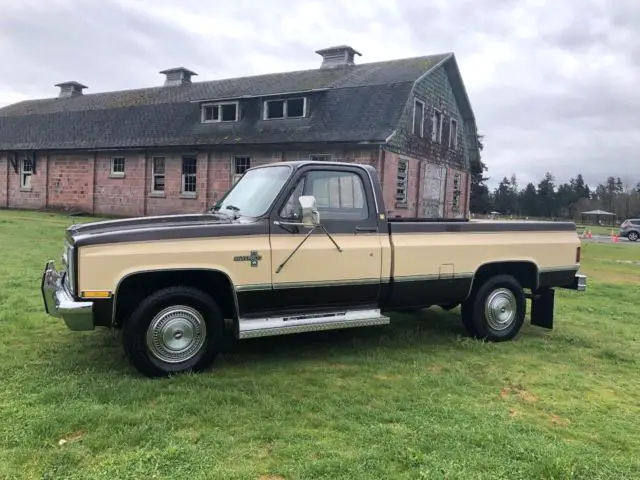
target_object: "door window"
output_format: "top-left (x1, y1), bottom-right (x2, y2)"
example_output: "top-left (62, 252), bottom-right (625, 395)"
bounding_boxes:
top-left (280, 169), bottom-right (369, 221)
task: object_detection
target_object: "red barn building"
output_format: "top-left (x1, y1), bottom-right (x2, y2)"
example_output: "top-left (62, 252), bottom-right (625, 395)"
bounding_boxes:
top-left (0, 46), bottom-right (481, 218)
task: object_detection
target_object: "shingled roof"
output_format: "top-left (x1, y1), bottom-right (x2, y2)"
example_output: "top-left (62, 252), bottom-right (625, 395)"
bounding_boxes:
top-left (0, 49), bottom-right (459, 151)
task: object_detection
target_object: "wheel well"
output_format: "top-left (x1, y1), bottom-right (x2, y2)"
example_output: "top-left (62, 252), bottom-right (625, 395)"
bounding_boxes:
top-left (113, 270), bottom-right (237, 328)
top-left (471, 261), bottom-right (539, 292)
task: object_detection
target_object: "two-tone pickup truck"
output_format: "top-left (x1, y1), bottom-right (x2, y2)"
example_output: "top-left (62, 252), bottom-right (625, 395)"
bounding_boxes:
top-left (41, 160), bottom-right (587, 377)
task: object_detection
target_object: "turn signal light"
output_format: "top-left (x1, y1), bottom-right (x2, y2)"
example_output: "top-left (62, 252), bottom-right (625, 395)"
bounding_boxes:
top-left (81, 291), bottom-right (112, 299)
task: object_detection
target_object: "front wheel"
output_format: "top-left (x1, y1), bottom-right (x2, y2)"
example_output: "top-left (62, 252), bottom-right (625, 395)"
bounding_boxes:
top-left (628, 231), bottom-right (639, 242)
top-left (122, 286), bottom-right (224, 377)
top-left (461, 274), bottom-right (526, 342)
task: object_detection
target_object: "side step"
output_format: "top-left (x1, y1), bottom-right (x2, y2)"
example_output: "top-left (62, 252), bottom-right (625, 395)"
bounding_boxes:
top-left (238, 308), bottom-right (391, 339)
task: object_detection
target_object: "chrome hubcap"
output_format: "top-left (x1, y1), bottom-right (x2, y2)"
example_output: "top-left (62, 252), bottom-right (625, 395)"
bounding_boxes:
top-left (484, 288), bottom-right (517, 331)
top-left (146, 305), bottom-right (206, 363)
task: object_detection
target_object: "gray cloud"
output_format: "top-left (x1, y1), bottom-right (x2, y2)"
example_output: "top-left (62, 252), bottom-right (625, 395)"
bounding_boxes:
top-left (0, 0), bottom-right (638, 191)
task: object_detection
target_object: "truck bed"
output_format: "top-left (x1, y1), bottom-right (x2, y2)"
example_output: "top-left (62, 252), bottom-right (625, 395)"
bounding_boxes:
top-left (383, 217), bottom-right (580, 308)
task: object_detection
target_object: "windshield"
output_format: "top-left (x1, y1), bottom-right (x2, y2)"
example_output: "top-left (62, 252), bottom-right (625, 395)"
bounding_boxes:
top-left (215, 165), bottom-right (292, 218)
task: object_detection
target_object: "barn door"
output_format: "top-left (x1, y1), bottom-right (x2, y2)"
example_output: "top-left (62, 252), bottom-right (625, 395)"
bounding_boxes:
top-left (420, 164), bottom-right (447, 218)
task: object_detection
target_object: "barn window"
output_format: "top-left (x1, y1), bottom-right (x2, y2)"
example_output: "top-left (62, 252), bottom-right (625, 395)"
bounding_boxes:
top-left (111, 157), bottom-right (125, 177)
top-left (452, 173), bottom-right (461, 212)
top-left (233, 156), bottom-right (251, 184)
top-left (201, 102), bottom-right (238, 122)
top-left (413, 99), bottom-right (425, 137)
top-left (264, 98), bottom-right (307, 119)
top-left (449, 119), bottom-right (458, 149)
top-left (20, 158), bottom-right (33, 190)
top-left (152, 157), bottom-right (165, 193)
top-left (396, 159), bottom-right (409, 206)
top-left (431, 109), bottom-right (443, 143)
top-left (181, 157), bottom-right (197, 194)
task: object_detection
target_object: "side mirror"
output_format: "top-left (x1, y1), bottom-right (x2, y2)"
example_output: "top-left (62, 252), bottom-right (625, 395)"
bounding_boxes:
top-left (299, 195), bottom-right (320, 227)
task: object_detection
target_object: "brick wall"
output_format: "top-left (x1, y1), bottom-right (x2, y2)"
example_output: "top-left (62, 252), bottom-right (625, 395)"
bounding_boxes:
top-left (94, 152), bottom-right (146, 216)
top-left (47, 154), bottom-right (94, 213)
top-left (380, 150), bottom-right (470, 219)
top-left (443, 168), bottom-right (469, 219)
top-left (0, 146), bottom-right (404, 218)
top-left (7, 153), bottom-right (47, 209)
top-left (145, 152), bottom-right (210, 216)
top-left (379, 151), bottom-right (419, 217)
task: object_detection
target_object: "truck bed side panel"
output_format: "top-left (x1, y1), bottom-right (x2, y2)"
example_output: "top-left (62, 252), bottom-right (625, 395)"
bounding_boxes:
top-left (385, 220), bottom-right (579, 308)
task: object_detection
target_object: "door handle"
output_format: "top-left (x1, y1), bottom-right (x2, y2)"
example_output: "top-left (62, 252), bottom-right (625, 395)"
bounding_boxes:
top-left (355, 226), bottom-right (378, 233)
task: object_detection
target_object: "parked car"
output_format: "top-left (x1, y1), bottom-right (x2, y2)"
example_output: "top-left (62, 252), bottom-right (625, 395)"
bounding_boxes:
top-left (619, 219), bottom-right (640, 242)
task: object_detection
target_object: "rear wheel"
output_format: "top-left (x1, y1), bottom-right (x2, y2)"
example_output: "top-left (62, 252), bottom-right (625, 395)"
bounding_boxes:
top-left (122, 286), bottom-right (224, 377)
top-left (628, 231), bottom-right (639, 242)
top-left (461, 274), bottom-right (525, 342)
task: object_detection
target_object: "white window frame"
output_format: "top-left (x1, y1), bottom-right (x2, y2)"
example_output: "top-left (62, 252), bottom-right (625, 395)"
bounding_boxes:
top-left (263, 97), bottom-right (307, 120)
top-left (20, 157), bottom-right (33, 190)
top-left (181, 157), bottom-right (197, 194)
top-left (309, 153), bottom-right (332, 161)
top-left (232, 155), bottom-right (251, 184)
top-left (110, 157), bottom-right (125, 177)
top-left (201, 101), bottom-right (239, 123)
top-left (431, 109), bottom-right (443, 143)
top-left (449, 118), bottom-right (458, 149)
top-left (396, 158), bottom-right (409, 205)
top-left (412, 99), bottom-right (425, 137)
top-left (151, 156), bottom-right (165, 193)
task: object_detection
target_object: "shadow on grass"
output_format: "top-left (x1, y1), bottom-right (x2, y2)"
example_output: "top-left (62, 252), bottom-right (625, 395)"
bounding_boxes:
top-left (45, 307), bottom-right (470, 377)
top-left (222, 307), bottom-right (467, 361)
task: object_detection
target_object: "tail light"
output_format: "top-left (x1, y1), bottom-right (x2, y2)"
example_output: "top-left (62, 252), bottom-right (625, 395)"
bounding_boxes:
top-left (576, 246), bottom-right (581, 263)
top-left (621, 220), bottom-right (630, 228)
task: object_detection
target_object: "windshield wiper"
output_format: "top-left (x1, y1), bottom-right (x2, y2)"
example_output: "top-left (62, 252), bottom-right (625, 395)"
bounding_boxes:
top-left (221, 204), bottom-right (241, 219)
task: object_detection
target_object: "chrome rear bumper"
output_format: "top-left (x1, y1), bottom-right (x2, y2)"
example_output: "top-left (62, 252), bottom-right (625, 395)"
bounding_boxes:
top-left (41, 260), bottom-right (94, 331)
top-left (562, 273), bottom-right (587, 292)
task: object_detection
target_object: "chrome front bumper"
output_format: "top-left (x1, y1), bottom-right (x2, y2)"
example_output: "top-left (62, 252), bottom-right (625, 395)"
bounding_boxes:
top-left (41, 260), bottom-right (94, 331)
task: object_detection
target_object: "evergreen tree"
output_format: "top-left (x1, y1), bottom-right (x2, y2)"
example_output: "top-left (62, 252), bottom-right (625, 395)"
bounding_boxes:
top-left (469, 132), bottom-right (493, 214)
top-left (519, 183), bottom-right (538, 217)
top-left (537, 172), bottom-right (556, 218)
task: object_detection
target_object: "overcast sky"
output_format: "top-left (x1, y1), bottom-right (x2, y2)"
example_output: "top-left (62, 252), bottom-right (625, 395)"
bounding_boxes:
top-left (1, 0), bottom-right (638, 189)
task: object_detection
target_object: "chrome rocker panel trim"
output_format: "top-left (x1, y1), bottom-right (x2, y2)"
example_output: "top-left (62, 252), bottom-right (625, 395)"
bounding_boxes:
top-left (238, 308), bottom-right (391, 339)
top-left (41, 260), bottom-right (95, 331)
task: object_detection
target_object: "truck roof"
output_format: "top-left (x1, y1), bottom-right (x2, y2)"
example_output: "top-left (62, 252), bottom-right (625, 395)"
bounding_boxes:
top-left (255, 159), bottom-right (378, 173)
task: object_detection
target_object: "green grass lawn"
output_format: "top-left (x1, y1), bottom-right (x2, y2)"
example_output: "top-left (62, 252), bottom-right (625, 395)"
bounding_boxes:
top-left (0, 210), bottom-right (639, 479)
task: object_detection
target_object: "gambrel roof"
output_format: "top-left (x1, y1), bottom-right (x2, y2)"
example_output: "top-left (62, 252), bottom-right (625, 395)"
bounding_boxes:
top-left (0, 47), bottom-right (479, 167)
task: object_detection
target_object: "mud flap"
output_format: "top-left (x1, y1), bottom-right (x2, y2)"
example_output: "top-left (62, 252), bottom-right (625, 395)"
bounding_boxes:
top-left (530, 288), bottom-right (554, 330)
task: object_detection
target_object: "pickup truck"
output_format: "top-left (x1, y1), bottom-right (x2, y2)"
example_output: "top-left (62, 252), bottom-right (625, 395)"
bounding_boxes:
top-left (41, 160), bottom-right (587, 377)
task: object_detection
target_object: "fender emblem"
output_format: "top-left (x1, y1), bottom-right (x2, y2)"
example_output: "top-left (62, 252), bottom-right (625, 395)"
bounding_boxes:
top-left (234, 251), bottom-right (262, 267)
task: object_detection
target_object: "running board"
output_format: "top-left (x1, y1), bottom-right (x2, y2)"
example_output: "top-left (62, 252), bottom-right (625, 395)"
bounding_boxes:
top-left (238, 308), bottom-right (391, 339)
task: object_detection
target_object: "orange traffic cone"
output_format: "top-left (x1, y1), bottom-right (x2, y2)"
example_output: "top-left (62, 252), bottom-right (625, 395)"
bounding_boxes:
top-left (611, 229), bottom-right (618, 242)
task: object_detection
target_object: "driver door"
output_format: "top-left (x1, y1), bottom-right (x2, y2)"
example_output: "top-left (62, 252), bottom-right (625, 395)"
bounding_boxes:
top-left (268, 164), bottom-right (383, 314)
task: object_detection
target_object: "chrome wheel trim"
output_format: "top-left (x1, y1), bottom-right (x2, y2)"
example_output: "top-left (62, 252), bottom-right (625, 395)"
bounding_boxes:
top-left (145, 305), bottom-right (207, 364)
top-left (484, 288), bottom-right (517, 331)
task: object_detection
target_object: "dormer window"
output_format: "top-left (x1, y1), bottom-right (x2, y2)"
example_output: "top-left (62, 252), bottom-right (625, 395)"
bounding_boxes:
top-left (264, 98), bottom-right (306, 119)
top-left (201, 102), bottom-right (238, 123)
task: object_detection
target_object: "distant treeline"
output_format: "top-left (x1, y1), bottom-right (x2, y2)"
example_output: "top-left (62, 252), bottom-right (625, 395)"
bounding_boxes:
top-left (469, 134), bottom-right (639, 221)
